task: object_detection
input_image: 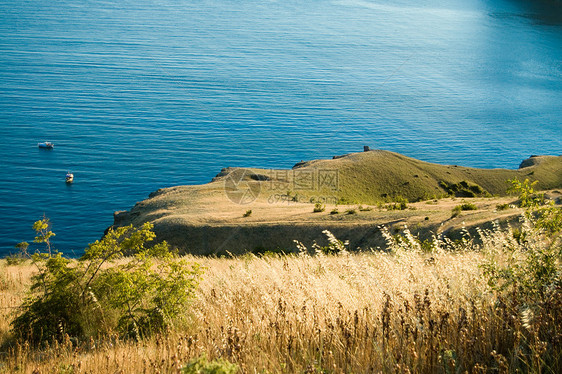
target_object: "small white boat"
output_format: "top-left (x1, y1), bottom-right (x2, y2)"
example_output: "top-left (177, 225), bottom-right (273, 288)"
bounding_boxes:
top-left (65, 172), bottom-right (74, 183)
top-left (38, 142), bottom-right (54, 149)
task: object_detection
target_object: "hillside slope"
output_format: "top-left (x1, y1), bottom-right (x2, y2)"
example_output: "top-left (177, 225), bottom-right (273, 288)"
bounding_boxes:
top-left (289, 150), bottom-right (562, 203)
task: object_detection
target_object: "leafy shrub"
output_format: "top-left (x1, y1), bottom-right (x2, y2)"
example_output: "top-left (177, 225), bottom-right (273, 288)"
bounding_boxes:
top-left (313, 203), bottom-right (325, 213)
top-left (439, 180), bottom-right (487, 197)
top-left (451, 205), bottom-right (462, 218)
top-left (483, 212), bottom-right (561, 304)
top-left (419, 238), bottom-right (434, 252)
top-left (243, 210), bottom-right (252, 217)
top-left (182, 354), bottom-right (239, 374)
top-left (452, 203), bottom-right (477, 217)
top-left (507, 178), bottom-right (545, 207)
top-left (345, 208), bottom-right (357, 215)
top-left (336, 197), bottom-right (351, 205)
top-left (384, 197), bottom-right (408, 211)
top-left (511, 227), bottom-right (528, 244)
top-left (286, 191), bottom-right (300, 202)
top-left (481, 202), bottom-right (561, 372)
top-left (251, 246), bottom-right (289, 257)
top-left (330, 208), bottom-right (339, 215)
top-left (294, 230), bottom-right (350, 256)
top-left (535, 205), bottom-right (562, 236)
top-left (460, 202), bottom-right (477, 211)
top-left (484, 183), bottom-right (560, 303)
top-left (11, 220), bottom-right (203, 344)
top-left (496, 203), bottom-right (510, 211)
top-left (4, 241), bottom-right (30, 265)
top-left (5, 254), bottom-right (26, 266)
top-left (320, 230), bottom-right (349, 255)
top-left (33, 218), bottom-right (56, 252)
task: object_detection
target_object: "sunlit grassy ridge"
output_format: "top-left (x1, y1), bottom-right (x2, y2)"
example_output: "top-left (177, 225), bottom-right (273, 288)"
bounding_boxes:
top-left (282, 150), bottom-right (561, 203)
top-left (209, 150), bottom-right (562, 205)
top-left (111, 150), bottom-right (562, 254)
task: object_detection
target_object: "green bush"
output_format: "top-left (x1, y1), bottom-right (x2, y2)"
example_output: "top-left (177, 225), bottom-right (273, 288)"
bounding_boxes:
top-left (535, 205), bottom-right (562, 236)
top-left (439, 180), bottom-right (487, 197)
top-left (496, 203), bottom-right (510, 211)
top-left (5, 254), bottom-right (26, 266)
top-left (451, 205), bottom-right (461, 218)
top-left (336, 197), bottom-right (351, 205)
top-left (4, 241), bottom-right (30, 265)
top-left (313, 203), bottom-right (325, 213)
top-left (243, 210), bottom-right (252, 217)
top-left (318, 230), bottom-right (349, 255)
top-left (451, 203), bottom-right (477, 218)
top-left (11, 220), bottom-right (203, 344)
top-left (483, 209), bottom-right (561, 305)
top-left (384, 197), bottom-right (408, 211)
top-left (481, 203), bottom-right (561, 372)
top-left (460, 202), bottom-right (477, 211)
top-left (507, 178), bottom-right (545, 207)
top-left (485, 180), bottom-right (561, 307)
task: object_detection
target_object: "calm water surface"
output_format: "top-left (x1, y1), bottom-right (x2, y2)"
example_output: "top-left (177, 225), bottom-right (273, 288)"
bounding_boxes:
top-left (0, 0), bottom-right (561, 255)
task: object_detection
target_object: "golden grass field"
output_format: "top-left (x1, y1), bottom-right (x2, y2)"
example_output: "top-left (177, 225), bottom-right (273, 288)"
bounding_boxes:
top-left (1, 223), bottom-right (559, 373)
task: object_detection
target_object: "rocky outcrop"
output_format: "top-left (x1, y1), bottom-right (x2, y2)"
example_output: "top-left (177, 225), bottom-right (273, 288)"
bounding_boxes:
top-left (519, 155), bottom-right (542, 169)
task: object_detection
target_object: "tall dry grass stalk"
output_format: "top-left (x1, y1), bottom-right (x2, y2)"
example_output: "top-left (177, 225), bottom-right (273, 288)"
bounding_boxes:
top-left (0, 265), bottom-right (29, 343)
top-left (0, 225), bottom-right (559, 373)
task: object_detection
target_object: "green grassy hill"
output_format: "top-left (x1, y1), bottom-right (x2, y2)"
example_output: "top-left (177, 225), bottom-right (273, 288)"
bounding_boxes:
top-left (289, 150), bottom-right (562, 204)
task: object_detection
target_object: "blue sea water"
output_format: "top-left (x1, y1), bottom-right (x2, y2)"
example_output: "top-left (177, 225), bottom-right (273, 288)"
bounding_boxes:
top-left (0, 0), bottom-right (561, 256)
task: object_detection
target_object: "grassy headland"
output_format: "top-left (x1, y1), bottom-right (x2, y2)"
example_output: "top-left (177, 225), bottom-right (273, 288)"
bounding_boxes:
top-left (111, 150), bottom-right (562, 254)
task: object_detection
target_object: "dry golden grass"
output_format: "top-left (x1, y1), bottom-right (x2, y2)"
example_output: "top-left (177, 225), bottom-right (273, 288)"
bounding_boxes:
top-left (0, 264), bottom-right (30, 344)
top-left (0, 245), bottom-right (524, 374)
top-left (2, 212), bottom-right (562, 374)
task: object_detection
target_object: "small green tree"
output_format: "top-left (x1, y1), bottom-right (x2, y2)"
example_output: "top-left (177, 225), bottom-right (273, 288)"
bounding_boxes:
top-left (32, 216), bottom-right (55, 255)
top-left (507, 178), bottom-right (544, 208)
top-left (12, 221), bottom-right (202, 344)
